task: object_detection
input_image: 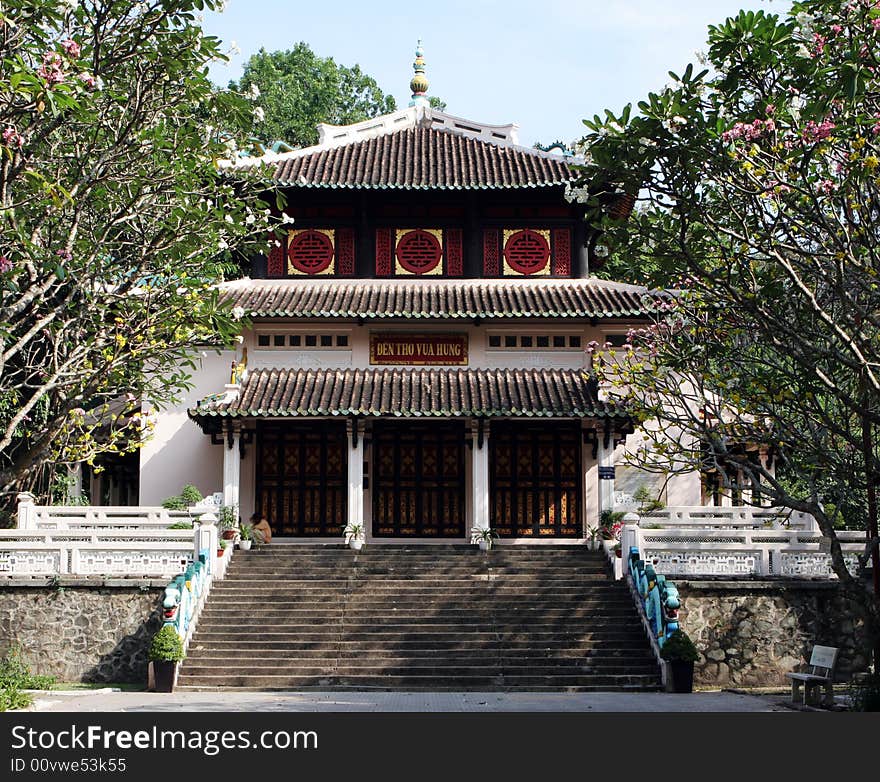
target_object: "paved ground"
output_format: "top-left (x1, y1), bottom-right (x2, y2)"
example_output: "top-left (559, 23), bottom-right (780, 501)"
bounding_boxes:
top-left (25, 688), bottom-right (791, 712)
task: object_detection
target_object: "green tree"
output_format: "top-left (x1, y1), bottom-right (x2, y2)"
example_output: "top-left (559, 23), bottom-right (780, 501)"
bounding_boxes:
top-left (230, 44), bottom-right (397, 148)
top-left (0, 0), bottom-right (269, 502)
top-left (578, 2), bottom-right (880, 644)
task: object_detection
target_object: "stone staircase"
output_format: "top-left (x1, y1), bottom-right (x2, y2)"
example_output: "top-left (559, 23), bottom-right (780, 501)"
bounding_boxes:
top-left (177, 545), bottom-right (662, 691)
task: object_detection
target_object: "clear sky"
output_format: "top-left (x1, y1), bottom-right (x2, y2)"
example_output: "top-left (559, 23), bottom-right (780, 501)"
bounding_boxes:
top-left (202, 0), bottom-right (791, 147)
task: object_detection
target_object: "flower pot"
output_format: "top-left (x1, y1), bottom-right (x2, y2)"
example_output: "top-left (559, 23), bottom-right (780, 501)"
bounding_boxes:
top-left (153, 660), bottom-right (177, 693)
top-left (349, 539), bottom-right (364, 551)
top-left (221, 530), bottom-right (237, 540)
top-left (216, 548), bottom-right (224, 558)
top-left (588, 539), bottom-right (600, 551)
top-left (238, 539), bottom-right (252, 551)
top-left (478, 539), bottom-right (489, 552)
top-left (668, 660), bottom-right (694, 693)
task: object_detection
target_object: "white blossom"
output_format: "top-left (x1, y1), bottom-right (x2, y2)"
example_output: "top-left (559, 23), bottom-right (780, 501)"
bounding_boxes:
top-left (253, 106), bottom-right (265, 123)
top-left (232, 306), bottom-right (245, 320)
top-left (248, 84), bottom-right (261, 100)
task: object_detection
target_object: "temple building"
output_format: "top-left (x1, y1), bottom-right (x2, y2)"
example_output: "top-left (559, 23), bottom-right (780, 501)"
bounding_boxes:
top-left (137, 44), bottom-right (703, 540)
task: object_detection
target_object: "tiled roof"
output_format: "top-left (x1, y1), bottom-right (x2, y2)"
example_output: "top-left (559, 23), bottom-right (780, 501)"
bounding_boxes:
top-left (189, 367), bottom-right (627, 420)
top-left (235, 126), bottom-right (572, 190)
top-left (219, 278), bottom-right (661, 320)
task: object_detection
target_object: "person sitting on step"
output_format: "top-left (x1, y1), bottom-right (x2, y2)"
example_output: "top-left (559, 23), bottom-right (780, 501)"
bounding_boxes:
top-left (249, 512), bottom-right (273, 544)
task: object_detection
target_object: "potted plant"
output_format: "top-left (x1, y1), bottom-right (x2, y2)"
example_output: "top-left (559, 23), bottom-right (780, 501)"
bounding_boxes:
top-left (585, 525), bottom-right (601, 551)
top-left (344, 522), bottom-right (365, 551)
top-left (661, 629), bottom-right (700, 693)
top-left (218, 505), bottom-right (239, 541)
top-left (238, 522), bottom-right (256, 551)
top-left (613, 542), bottom-right (622, 558)
top-left (148, 624), bottom-right (185, 693)
top-left (599, 509), bottom-right (625, 541)
top-left (471, 526), bottom-right (498, 552)
top-left (217, 539), bottom-right (229, 558)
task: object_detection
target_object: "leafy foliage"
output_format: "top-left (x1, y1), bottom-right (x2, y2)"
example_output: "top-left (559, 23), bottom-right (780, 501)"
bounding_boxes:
top-left (0, 0), bottom-right (270, 503)
top-left (577, 1), bottom-right (880, 616)
top-left (148, 625), bottom-right (185, 662)
top-left (660, 630), bottom-right (700, 663)
top-left (230, 44), bottom-right (397, 148)
top-left (0, 645), bottom-right (55, 710)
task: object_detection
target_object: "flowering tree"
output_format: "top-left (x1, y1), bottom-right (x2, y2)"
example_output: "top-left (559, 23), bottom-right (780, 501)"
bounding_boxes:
top-left (578, 1), bottom-right (880, 641)
top-left (0, 0), bottom-right (269, 504)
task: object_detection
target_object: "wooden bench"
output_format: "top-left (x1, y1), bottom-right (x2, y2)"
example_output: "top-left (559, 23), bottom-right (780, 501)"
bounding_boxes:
top-left (786, 645), bottom-right (838, 707)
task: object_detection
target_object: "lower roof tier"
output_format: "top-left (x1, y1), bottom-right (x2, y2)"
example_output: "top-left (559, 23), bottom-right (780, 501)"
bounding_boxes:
top-left (189, 367), bottom-right (631, 422)
top-left (218, 277), bottom-right (666, 320)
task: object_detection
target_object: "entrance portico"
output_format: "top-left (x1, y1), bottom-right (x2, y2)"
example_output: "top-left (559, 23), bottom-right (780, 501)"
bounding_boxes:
top-left (189, 366), bottom-right (634, 542)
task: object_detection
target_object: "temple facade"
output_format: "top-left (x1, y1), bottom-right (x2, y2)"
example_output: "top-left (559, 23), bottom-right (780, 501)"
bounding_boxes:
top-left (137, 46), bottom-right (702, 541)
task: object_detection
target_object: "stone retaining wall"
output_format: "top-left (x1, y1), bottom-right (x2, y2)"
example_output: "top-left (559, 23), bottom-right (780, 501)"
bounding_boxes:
top-left (0, 578), bottom-right (165, 684)
top-left (677, 579), bottom-right (874, 687)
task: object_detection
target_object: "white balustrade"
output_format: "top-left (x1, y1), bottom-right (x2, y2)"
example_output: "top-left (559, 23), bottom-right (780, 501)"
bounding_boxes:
top-left (633, 527), bottom-right (866, 577)
top-left (0, 529), bottom-right (198, 578)
top-left (638, 506), bottom-right (818, 531)
top-left (28, 505), bottom-right (198, 530)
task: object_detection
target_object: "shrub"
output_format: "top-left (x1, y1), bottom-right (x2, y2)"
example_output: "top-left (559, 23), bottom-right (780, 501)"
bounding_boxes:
top-left (848, 672), bottom-right (880, 712)
top-left (148, 625), bottom-right (185, 663)
top-left (162, 484), bottom-right (203, 510)
top-left (179, 484), bottom-right (203, 506)
top-left (167, 520), bottom-right (193, 530)
top-left (0, 688), bottom-right (32, 712)
top-left (0, 646), bottom-right (55, 690)
top-left (660, 630), bottom-right (700, 663)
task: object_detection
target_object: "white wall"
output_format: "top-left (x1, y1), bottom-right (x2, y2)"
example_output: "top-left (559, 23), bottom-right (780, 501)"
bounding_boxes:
top-left (139, 348), bottom-right (232, 505)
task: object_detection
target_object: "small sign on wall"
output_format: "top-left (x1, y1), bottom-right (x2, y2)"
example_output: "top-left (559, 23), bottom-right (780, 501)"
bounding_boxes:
top-left (598, 466), bottom-right (615, 480)
top-left (370, 333), bottom-right (468, 366)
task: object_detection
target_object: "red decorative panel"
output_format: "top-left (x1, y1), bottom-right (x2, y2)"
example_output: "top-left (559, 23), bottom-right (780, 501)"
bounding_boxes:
top-left (446, 228), bottom-right (463, 277)
top-left (288, 230), bottom-right (333, 274)
top-left (336, 227), bottom-right (355, 276)
top-left (267, 237), bottom-right (285, 277)
top-left (396, 229), bottom-right (442, 274)
top-left (375, 228), bottom-right (393, 276)
top-left (503, 229), bottom-right (550, 275)
top-left (483, 229), bottom-right (500, 276)
top-left (552, 228), bottom-right (571, 276)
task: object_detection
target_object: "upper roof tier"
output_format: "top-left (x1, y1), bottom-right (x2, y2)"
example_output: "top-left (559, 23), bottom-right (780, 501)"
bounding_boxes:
top-left (232, 105), bottom-right (574, 191)
top-left (219, 277), bottom-right (664, 320)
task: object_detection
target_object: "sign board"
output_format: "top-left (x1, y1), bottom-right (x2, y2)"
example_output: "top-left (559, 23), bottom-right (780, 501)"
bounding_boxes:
top-left (370, 333), bottom-right (468, 366)
top-left (598, 466), bottom-right (615, 480)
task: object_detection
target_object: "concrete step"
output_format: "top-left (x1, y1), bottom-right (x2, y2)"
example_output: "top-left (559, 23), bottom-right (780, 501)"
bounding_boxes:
top-left (175, 673), bottom-right (662, 690)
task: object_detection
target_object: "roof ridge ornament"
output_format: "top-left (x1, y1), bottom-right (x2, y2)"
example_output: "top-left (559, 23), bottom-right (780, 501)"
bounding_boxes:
top-left (409, 39), bottom-right (430, 108)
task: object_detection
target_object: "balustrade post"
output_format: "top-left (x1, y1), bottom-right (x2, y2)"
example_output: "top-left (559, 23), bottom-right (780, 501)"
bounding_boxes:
top-left (16, 492), bottom-right (36, 529)
top-left (197, 513), bottom-right (218, 576)
top-left (621, 512), bottom-right (641, 577)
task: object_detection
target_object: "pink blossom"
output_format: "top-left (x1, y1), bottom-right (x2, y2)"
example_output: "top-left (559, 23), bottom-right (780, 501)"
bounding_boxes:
top-left (61, 39), bottom-right (81, 58)
top-left (812, 33), bottom-right (827, 56)
top-left (56, 248), bottom-right (72, 262)
top-left (819, 179), bottom-right (836, 195)
top-left (765, 103), bottom-right (775, 115)
top-left (802, 119), bottom-right (836, 142)
top-left (873, 18), bottom-right (880, 29)
top-left (37, 51), bottom-right (64, 84)
top-left (0, 256), bottom-right (12, 273)
top-left (1, 127), bottom-right (23, 148)
top-left (78, 72), bottom-right (97, 89)
top-left (722, 118), bottom-right (775, 143)
top-left (831, 24), bottom-right (843, 34)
